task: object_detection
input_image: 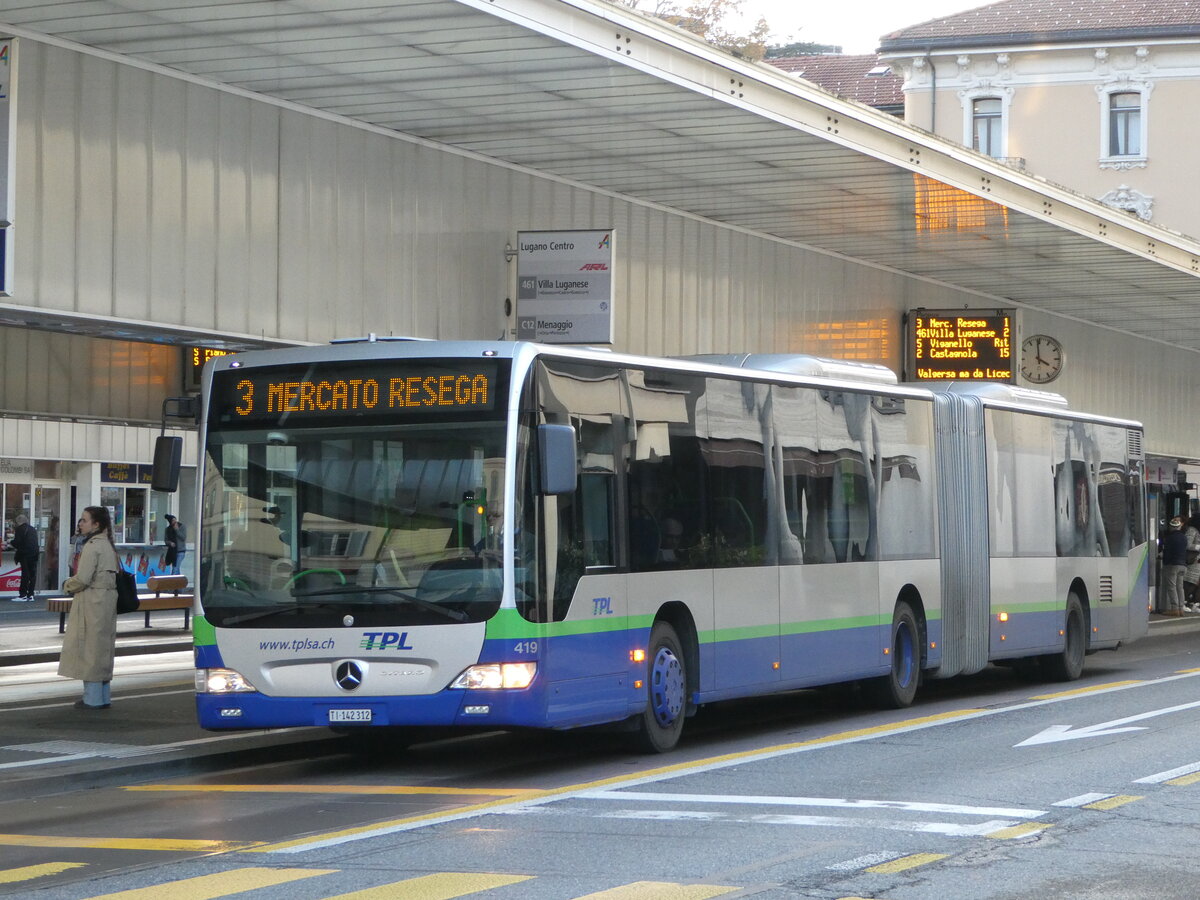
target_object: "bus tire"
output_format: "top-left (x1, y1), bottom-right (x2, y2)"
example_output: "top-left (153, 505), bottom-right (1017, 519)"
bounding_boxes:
top-left (1041, 593), bottom-right (1086, 681)
top-left (865, 601), bottom-right (920, 708)
top-left (633, 621), bottom-right (687, 753)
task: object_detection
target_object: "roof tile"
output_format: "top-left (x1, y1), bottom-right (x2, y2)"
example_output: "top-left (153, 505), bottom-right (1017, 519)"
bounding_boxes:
top-left (881, 0), bottom-right (1200, 49)
top-left (766, 54), bottom-right (903, 109)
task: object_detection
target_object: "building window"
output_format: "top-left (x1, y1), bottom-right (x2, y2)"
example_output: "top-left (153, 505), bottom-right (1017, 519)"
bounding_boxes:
top-left (972, 98), bottom-right (1002, 157)
top-left (1108, 92), bottom-right (1141, 157)
top-left (1098, 83), bottom-right (1150, 167)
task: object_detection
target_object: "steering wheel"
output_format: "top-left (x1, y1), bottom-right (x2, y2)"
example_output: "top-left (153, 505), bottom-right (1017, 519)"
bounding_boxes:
top-left (284, 567), bottom-right (347, 589)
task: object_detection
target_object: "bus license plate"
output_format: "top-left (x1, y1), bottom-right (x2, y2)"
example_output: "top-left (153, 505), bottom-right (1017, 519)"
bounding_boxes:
top-left (328, 708), bottom-right (372, 723)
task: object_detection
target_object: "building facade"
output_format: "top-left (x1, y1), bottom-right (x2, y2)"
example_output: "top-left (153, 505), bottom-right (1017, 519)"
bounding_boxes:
top-left (878, 0), bottom-right (1200, 238)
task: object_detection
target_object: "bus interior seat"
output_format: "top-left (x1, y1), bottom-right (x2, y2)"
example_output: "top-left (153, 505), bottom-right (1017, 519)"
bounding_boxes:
top-left (418, 555), bottom-right (501, 602)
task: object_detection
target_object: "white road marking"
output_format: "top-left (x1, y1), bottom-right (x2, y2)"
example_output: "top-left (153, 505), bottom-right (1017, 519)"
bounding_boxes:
top-left (826, 852), bottom-right (903, 871)
top-left (0, 724), bottom-right (318, 769)
top-left (0, 688), bottom-right (194, 713)
top-left (588, 808), bottom-right (1020, 837)
top-left (259, 670), bottom-right (1200, 854)
top-left (577, 790), bottom-right (1046, 818)
top-left (1053, 793), bottom-right (1115, 807)
top-left (1017, 695), bottom-right (1200, 747)
top-left (1133, 760), bottom-right (1200, 784)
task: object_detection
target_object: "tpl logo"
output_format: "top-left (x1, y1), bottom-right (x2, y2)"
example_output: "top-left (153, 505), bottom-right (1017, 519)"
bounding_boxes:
top-left (579, 263), bottom-right (608, 271)
top-left (360, 631), bottom-right (414, 651)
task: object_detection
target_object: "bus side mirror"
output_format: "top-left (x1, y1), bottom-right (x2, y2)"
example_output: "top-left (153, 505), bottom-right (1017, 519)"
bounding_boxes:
top-left (538, 424), bottom-right (577, 495)
top-left (151, 436), bottom-right (183, 492)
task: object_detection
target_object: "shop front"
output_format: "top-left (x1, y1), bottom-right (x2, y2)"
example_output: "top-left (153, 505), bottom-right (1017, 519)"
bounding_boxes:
top-left (0, 456), bottom-right (195, 597)
top-left (0, 458), bottom-right (66, 595)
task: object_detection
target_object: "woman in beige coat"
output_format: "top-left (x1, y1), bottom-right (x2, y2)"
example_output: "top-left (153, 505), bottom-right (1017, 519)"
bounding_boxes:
top-left (58, 505), bottom-right (120, 710)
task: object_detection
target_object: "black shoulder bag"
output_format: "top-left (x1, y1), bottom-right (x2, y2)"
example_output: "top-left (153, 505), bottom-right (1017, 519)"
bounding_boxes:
top-left (115, 563), bottom-right (139, 614)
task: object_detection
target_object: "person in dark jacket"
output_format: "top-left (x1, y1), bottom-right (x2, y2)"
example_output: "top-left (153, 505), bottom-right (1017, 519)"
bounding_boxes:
top-left (8, 514), bottom-right (39, 602)
top-left (164, 514), bottom-right (186, 576)
top-left (1161, 516), bottom-right (1189, 617)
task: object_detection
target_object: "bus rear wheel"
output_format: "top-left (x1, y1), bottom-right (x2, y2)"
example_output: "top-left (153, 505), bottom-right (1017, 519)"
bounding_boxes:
top-left (865, 601), bottom-right (920, 709)
top-left (633, 621), bottom-right (687, 753)
top-left (1041, 593), bottom-right (1086, 681)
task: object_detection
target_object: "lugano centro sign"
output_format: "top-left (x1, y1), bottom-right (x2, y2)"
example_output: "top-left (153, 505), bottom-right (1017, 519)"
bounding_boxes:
top-left (516, 229), bottom-right (614, 345)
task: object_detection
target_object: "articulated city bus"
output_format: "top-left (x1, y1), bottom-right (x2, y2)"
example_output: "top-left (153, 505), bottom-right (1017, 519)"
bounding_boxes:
top-left (192, 339), bottom-right (1148, 751)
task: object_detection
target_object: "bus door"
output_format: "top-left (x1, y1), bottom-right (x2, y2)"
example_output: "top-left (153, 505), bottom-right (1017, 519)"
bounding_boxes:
top-left (534, 361), bottom-right (630, 724)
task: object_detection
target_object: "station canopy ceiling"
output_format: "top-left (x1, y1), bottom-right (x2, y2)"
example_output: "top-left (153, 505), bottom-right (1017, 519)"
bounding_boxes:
top-left (5, 0), bottom-right (1200, 351)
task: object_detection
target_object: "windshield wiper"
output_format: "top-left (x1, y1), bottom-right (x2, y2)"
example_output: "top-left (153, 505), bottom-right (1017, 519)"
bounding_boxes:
top-left (290, 584), bottom-right (470, 622)
top-left (219, 600), bottom-right (347, 627)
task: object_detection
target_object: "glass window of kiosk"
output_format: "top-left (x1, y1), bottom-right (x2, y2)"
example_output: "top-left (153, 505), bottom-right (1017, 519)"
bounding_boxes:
top-left (101, 485), bottom-right (150, 544)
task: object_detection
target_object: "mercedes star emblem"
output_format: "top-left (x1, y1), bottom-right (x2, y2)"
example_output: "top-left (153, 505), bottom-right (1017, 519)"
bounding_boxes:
top-left (335, 661), bottom-right (364, 691)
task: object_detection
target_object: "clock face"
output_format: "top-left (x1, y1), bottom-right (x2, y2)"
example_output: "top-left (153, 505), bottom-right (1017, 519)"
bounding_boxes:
top-left (1020, 335), bottom-right (1064, 384)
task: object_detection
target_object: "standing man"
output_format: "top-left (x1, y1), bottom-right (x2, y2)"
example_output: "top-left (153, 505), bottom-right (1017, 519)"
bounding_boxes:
top-left (9, 514), bottom-right (39, 601)
top-left (164, 514), bottom-right (186, 577)
top-left (1161, 516), bottom-right (1189, 617)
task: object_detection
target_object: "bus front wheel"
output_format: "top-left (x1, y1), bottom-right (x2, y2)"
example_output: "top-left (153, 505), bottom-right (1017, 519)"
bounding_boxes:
top-left (633, 621), bottom-right (687, 753)
top-left (1040, 593), bottom-right (1086, 681)
top-left (865, 601), bottom-right (920, 709)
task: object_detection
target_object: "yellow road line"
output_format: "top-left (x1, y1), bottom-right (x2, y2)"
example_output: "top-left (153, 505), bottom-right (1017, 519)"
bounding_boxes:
top-left (80, 867), bottom-right (334, 900)
top-left (246, 708), bottom-right (984, 853)
top-left (0, 862), bottom-right (87, 884)
top-left (1082, 794), bottom-right (1142, 810)
top-left (1176, 667), bottom-right (1200, 674)
top-left (1166, 772), bottom-right (1200, 786)
top-left (987, 822), bottom-right (1052, 839)
top-left (0, 835), bottom-right (258, 853)
top-left (866, 853), bottom-right (948, 873)
top-left (574, 882), bottom-right (740, 899)
top-left (125, 784), bottom-right (537, 797)
top-left (322, 873), bottom-right (533, 899)
top-left (1030, 680), bottom-right (1141, 700)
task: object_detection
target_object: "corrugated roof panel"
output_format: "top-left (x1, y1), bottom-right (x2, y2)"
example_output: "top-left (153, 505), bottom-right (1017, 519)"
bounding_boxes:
top-left (4, 0), bottom-right (1200, 351)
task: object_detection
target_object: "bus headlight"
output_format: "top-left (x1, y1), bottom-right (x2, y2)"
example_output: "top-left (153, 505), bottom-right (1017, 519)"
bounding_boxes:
top-left (196, 668), bottom-right (258, 694)
top-left (449, 662), bottom-right (537, 690)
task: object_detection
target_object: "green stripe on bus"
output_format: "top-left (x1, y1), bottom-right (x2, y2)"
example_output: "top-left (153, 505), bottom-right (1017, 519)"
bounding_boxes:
top-left (194, 615), bottom-right (216, 647)
top-left (484, 608), bottom-right (655, 640)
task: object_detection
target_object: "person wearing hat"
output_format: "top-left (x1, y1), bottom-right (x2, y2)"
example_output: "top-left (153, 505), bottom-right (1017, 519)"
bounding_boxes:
top-left (1161, 516), bottom-right (1189, 617)
top-left (163, 514), bottom-right (186, 576)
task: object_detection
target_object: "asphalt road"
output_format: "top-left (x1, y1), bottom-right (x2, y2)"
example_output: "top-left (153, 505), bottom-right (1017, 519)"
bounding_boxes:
top-left (3, 621), bottom-right (1200, 899)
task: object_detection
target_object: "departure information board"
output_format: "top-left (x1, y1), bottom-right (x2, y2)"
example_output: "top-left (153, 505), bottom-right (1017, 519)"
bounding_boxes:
top-left (907, 309), bottom-right (1014, 382)
top-left (186, 347), bottom-right (231, 390)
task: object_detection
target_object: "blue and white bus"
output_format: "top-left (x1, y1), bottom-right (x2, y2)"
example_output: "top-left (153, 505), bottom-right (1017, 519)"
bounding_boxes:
top-left (193, 339), bottom-right (1149, 751)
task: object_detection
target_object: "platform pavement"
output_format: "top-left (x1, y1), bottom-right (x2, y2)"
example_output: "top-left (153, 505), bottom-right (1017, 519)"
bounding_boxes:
top-left (0, 598), bottom-right (1197, 801)
top-left (0, 596), bottom-right (339, 800)
top-left (0, 593), bottom-right (192, 667)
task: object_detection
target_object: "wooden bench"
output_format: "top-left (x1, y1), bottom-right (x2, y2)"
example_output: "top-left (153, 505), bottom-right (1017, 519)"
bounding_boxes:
top-left (47, 574), bottom-right (193, 634)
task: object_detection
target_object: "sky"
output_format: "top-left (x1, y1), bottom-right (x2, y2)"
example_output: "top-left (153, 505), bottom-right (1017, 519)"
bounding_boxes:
top-left (738, 0), bottom-right (980, 54)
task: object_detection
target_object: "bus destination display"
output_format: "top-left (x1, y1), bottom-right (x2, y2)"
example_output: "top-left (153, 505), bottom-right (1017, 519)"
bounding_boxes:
top-left (907, 310), bottom-right (1014, 382)
top-left (211, 361), bottom-right (498, 425)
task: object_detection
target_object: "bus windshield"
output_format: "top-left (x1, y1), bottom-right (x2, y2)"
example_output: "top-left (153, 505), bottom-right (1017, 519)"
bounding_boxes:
top-left (200, 421), bottom-right (507, 628)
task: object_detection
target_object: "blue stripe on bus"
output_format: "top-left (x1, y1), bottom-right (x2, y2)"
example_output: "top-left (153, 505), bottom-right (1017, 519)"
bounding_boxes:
top-left (196, 608), bottom-right (1068, 731)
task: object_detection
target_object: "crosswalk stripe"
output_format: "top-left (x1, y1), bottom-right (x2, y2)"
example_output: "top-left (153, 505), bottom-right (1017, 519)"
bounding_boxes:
top-left (1053, 793), bottom-right (1113, 807)
top-left (79, 867), bottom-right (335, 899)
top-left (573, 882), bottom-right (740, 899)
top-left (865, 853), bottom-right (948, 873)
top-left (321, 873), bottom-right (533, 899)
top-left (1082, 795), bottom-right (1142, 810)
top-left (986, 822), bottom-right (1052, 839)
top-left (0, 862), bottom-right (87, 884)
top-left (0, 835), bottom-right (258, 852)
